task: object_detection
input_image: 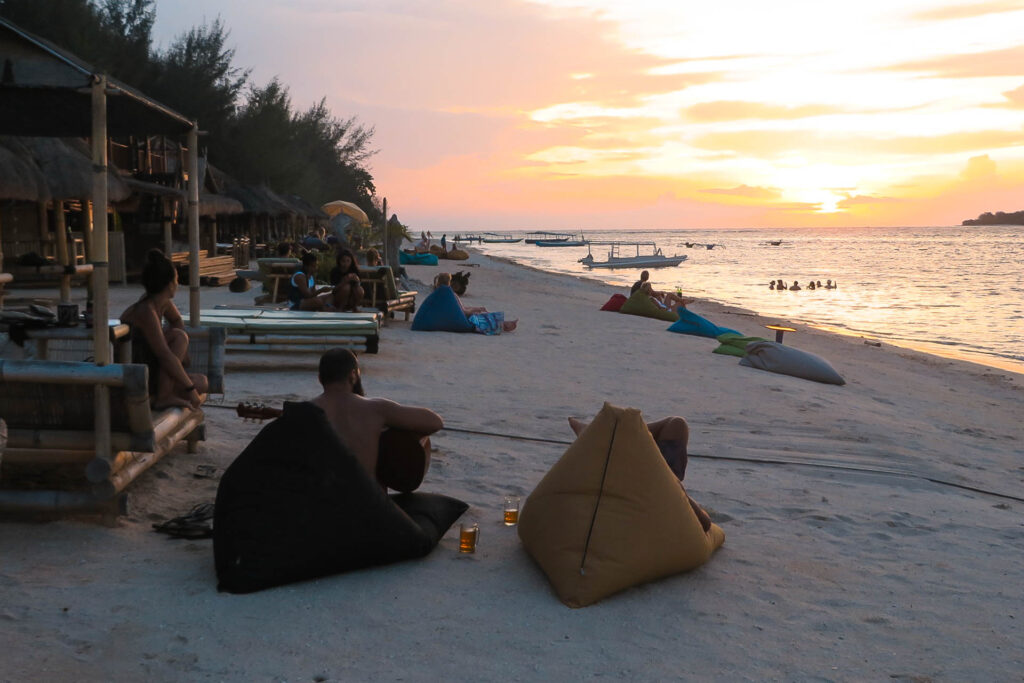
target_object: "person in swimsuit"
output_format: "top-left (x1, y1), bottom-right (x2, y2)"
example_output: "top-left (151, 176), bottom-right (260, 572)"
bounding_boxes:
top-left (567, 414), bottom-right (712, 532)
top-left (289, 252), bottom-right (329, 311)
top-left (120, 249), bottom-right (208, 409)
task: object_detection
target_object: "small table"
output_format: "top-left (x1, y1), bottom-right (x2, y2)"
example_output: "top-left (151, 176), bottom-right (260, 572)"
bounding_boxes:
top-left (764, 324), bottom-right (796, 344)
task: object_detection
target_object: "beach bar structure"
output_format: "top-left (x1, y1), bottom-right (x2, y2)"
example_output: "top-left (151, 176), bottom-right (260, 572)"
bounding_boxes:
top-left (0, 18), bottom-right (213, 512)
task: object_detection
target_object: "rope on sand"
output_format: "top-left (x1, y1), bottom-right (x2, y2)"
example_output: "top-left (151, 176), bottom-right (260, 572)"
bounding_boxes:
top-left (204, 406), bottom-right (1024, 503)
top-left (441, 425), bottom-right (1024, 504)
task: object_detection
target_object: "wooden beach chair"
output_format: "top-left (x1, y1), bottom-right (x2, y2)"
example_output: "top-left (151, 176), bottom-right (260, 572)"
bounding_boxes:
top-left (357, 266), bottom-right (417, 320)
top-left (245, 258), bottom-right (300, 305)
top-left (0, 359), bottom-right (207, 514)
top-left (199, 308), bottom-right (382, 354)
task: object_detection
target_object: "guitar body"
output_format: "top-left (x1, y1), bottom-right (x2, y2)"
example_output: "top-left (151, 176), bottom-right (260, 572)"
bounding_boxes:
top-left (237, 402), bottom-right (430, 492)
top-left (377, 429), bottom-right (431, 493)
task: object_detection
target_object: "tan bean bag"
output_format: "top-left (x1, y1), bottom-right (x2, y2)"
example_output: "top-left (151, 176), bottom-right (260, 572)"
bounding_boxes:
top-left (517, 403), bottom-right (725, 607)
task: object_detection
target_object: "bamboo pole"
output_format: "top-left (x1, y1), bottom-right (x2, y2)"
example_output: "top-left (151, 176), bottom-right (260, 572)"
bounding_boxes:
top-left (187, 125), bottom-right (200, 326)
top-left (54, 201), bottom-right (72, 302)
top-left (382, 197), bottom-right (388, 265)
top-left (91, 75), bottom-right (113, 485)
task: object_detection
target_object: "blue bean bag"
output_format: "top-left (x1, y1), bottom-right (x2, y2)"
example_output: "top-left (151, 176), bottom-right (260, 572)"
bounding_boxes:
top-left (667, 308), bottom-right (741, 338)
top-left (400, 251), bottom-right (439, 266)
top-left (411, 286), bottom-right (475, 332)
top-left (739, 341), bottom-right (846, 385)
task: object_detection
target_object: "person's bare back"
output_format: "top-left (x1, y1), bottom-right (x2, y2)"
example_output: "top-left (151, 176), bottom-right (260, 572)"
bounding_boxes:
top-left (311, 348), bottom-right (443, 484)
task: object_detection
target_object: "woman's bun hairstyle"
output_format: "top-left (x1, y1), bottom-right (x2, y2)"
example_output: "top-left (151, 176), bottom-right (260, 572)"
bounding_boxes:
top-left (141, 248), bottom-right (176, 295)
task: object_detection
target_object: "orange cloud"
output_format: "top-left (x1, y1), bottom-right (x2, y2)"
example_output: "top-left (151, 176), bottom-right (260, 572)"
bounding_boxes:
top-left (887, 45), bottom-right (1024, 78)
top-left (686, 101), bottom-right (844, 123)
top-left (701, 184), bottom-right (781, 199)
top-left (912, 0), bottom-right (1024, 21)
top-left (690, 128), bottom-right (1024, 158)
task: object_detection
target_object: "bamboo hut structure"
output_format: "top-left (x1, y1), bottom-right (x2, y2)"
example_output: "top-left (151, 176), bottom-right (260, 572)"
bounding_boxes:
top-left (0, 17), bottom-right (217, 512)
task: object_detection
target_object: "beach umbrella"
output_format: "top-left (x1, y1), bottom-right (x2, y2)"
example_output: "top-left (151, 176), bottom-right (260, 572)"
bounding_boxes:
top-left (321, 200), bottom-right (369, 226)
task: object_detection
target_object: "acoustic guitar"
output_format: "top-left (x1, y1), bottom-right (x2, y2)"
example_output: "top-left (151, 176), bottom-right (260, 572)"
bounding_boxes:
top-left (236, 402), bottom-right (431, 493)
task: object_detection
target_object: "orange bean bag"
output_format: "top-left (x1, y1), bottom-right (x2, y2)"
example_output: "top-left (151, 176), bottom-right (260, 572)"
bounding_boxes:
top-left (517, 402), bottom-right (725, 607)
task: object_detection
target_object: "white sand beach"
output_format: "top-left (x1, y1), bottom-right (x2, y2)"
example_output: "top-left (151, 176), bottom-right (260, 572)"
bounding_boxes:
top-left (2, 250), bottom-right (1022, 681)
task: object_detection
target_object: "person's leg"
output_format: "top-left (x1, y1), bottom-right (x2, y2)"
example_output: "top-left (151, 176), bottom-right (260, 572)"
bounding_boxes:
top-left (154, 328), bottom-right (191, 408)
top-left (347, 284), bottom-right (364, 311)
top-left (298, 295), bottom-right (325, 311)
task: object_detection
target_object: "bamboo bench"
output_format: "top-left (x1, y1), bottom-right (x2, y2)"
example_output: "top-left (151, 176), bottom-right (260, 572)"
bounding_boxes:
top-left (0, 359), bottom-right (206, 513)
top-left (199, 309), bottom-right (381, 354)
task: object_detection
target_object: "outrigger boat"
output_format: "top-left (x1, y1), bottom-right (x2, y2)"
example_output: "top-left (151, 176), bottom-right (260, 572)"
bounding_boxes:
top-left (536, 232), bottom-right (588, 247)
top-left (480, 232), bottom-right (523, 243)
top-left (525, 231), bottom-right (572, 244)
top-left (578, 242), bottom-right (687, 269)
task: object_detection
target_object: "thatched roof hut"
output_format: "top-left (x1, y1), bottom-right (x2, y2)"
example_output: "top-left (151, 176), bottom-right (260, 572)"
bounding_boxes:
top-left (0, 136), bottom-right (50, 201)
top-left (13, 136), bottom-right (130, 201)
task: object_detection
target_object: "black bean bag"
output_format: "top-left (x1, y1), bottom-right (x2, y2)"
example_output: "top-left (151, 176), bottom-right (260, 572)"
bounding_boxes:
top-left (214, 401), bottom-right (467, 593)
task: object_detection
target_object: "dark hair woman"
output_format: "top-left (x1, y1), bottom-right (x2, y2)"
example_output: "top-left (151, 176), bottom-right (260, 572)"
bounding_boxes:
top-left (289, 251), bottom-right (328, 311)
top-left (326, 247), bottom-right (364, 312)
top-left (120, 249), bottom-right (208, 409)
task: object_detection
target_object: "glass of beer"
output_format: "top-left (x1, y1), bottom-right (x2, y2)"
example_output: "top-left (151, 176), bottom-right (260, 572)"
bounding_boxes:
top-left (503, 495), bottom-right (520, 526)
top-left (458, 522), bottom-right (479, 553)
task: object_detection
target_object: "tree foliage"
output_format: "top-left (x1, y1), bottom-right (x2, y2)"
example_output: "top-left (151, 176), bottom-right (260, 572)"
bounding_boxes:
top-left (0, 0), bottom-right (378, 217)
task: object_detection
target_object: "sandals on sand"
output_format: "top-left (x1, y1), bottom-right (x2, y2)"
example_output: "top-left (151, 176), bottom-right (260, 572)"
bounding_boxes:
top-left (152, 502), bottom-right (214, 539)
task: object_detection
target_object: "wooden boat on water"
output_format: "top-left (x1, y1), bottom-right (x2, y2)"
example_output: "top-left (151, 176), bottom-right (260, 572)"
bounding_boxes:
top-left (525, 231), bottom-right (572, 244)
top-left (536, 232), bottom-right (588, 247)
top-left (480, 232), bottom-right (523, 243)
top-left (579, 242), bottom-right (687, 269)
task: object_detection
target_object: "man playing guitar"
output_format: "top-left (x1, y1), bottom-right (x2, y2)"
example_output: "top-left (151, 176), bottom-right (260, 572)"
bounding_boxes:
top-left (311, 348), bottom-right (443, 488)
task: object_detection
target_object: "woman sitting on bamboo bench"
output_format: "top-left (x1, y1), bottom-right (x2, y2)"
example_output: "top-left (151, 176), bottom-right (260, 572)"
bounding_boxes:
top-left (120, 249), bottom-right (208, 410)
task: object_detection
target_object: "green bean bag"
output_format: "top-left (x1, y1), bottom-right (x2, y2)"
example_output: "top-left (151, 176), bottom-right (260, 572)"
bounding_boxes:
top-left (713, 333), bottom-right (768, 357)
top-left (618, 290), bottom-right (679, 323)
top-left (517, 403), bottom-right (725, 607)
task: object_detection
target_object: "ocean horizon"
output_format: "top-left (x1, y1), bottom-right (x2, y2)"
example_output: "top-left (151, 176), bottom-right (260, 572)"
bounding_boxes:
top-left (461, 225), bottom-right (1024, 377)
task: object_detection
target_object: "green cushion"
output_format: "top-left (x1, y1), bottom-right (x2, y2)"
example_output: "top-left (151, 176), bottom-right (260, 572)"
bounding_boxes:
top-left (713, 333), bottom-right (768, 357)
top-left (619, 290), bottom-right (679, 323)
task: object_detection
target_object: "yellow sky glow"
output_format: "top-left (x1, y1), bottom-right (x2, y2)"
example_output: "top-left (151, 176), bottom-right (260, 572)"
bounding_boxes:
top-left (152, 0), bottom-right (1024, 228)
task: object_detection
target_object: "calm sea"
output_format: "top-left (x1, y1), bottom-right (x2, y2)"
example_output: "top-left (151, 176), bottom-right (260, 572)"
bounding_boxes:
top-left (464, 226), bottom-right (1024, 376)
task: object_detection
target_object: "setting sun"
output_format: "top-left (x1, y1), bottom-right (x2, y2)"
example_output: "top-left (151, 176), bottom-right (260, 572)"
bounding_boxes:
top-left (150, 0), bottom-right (1024, 228)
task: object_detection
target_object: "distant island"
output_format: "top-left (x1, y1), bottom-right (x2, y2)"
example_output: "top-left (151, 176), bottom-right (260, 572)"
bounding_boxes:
top-left (962, 210), bottom-right (1024, 225)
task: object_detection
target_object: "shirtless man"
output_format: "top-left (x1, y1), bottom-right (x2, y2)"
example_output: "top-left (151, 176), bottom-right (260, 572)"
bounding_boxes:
top-left (311, 348), bottom-right (443, 481)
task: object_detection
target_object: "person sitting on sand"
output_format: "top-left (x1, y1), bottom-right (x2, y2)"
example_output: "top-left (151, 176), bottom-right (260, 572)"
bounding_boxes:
top-left (416, 231), bottom-right (431, 253)
top-left (631, 270), bottom-right (651, 295)
top-left (289, 252), bottom-right (330, 311)
top-left (311, 348), bottom-right (443, 483)
top-left (790, 281), bottom-right (802, 291)
top-left (567, 415), bottom-right (711, 532)
top-left (120, 248), bottom-right (208, 409)
top-left (435, 272), bottom-right (518, 332)
top-left (325, 248), bottom-right (364, 312)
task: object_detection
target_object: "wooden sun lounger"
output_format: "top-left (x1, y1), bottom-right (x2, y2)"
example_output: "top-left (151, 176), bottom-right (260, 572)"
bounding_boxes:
top-left (357, 266), bottom-right (417, 320)
top-left (200, 308), bottom-right (382, 354)
top-left (0, 359), bottom-right (206, 514)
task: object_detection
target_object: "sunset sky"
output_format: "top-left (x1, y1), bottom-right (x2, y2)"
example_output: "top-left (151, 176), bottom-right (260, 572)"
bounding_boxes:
top-left (152, 0), bottom-right (1024, 229)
